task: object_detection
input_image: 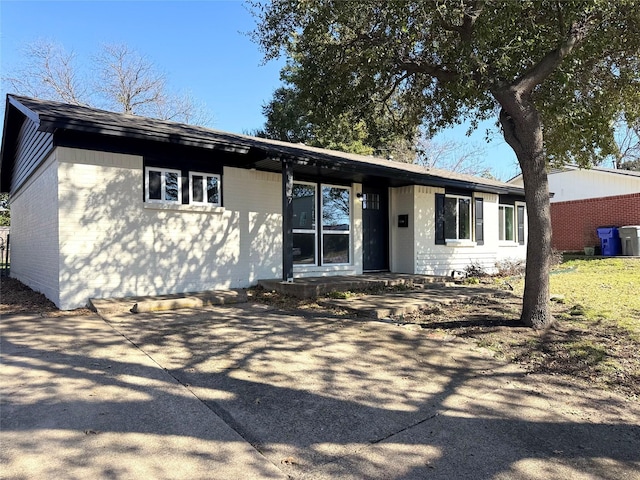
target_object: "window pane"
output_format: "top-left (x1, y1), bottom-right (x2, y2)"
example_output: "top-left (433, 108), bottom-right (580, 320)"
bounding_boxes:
top-left (207, 176), bottom-right (219, 204)
top-left (192, 175), bottom-right (204, 203)
top-left (363, 193), bottom-right (380, 210)
top-left (293, 233), bottom-right (316, 265)
top-left (293, 184), bottom-right (315, 229)
top-left (148, 170), bottom-right (162, 200)
top-left (499, 206), bottom-right (506, 241)
top-left (444, 197), bottom-right (457, 239)
top-left (323, 187), bottom-right (350, 231)
top-left (165, 172), bottom-right (179, 202)
top-left (458, 198), bottom-right (471, 240)
top-left (323, 234), bottom-right (349, 264)
top-left (505, 206), bottom-right (514, 241)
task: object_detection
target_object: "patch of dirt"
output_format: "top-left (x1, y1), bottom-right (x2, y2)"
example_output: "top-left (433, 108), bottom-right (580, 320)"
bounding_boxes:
top-left (251, 284), bottom-right (639, 400)
top-left (0, 277), bottom-right (92, 317)
top-left (392, 294), bottom-right (640, 400)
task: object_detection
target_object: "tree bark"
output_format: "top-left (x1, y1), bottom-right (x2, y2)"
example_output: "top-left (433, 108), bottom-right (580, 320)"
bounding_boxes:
top-left (495, 88), bottom-right (554, 329)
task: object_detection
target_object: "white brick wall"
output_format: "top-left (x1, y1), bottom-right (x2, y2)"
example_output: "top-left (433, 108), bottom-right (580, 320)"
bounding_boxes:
top-left (13, 144), bottom-right (528, 309)
top-left (10, 151), bottom-right (60, 304)
top-left (56, 147), bottom-right (283, 309)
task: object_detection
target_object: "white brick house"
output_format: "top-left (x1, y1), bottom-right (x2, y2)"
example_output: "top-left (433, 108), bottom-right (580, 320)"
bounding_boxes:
top-left (1, 95), bottom-right (528, 309)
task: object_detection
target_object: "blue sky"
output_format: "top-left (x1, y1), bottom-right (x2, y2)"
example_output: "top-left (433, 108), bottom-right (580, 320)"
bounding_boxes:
top-left (0, 0), bottom-right (520, 180)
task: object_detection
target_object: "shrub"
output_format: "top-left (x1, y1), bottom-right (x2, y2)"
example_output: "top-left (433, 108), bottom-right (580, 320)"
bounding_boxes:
top-left (495, 258), bottom-right (526, 277)
top-left (464, 261), bottom-right (487, 278)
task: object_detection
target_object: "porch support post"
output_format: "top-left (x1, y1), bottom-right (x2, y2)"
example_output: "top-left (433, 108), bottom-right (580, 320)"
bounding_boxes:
top-left (282, 159), bottom-right (294, 282)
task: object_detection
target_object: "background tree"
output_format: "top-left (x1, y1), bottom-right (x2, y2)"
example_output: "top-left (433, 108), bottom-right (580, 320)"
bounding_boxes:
top-left (2, 39), bottom-right (89, 106)
top-left (252, 0), bottom-right (640, 328)
top-left (613, 120), bottom-right (640, 170)
top-left (3, 40), bottom-right (211, 126)
top-left (259, 82), bottom-right (492, 174)
top-left (0, 193), bottom-right (10, 226)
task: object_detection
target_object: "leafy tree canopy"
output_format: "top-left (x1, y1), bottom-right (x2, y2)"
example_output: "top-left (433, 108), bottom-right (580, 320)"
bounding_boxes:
top-left (258, 66), bottom-right (491, 171)
top-left (253, 0), bottom-right (640, 167)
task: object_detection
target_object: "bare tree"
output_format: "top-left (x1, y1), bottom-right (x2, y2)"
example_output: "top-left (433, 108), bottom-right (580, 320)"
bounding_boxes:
top-left (93, 43), bottom-right (165, 115)
top-left (415, 137), bottom-right (488, 176)
top-left (614, 120), bottom-right (640, 170)
top-left (151, 89), bottom-right (212, 126)
top-left (3, 39), bottom-right (88, 105)
top-left (3, 40), bottom-right (211, 126)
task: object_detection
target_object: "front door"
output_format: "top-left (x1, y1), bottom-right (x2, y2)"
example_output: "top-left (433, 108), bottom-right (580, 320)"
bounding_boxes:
top-left (362, 185), bottom-right (389, 271)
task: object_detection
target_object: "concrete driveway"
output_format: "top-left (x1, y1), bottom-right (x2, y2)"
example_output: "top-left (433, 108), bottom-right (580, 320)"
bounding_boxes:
top-left (2, 303), bottom-right (639, 479)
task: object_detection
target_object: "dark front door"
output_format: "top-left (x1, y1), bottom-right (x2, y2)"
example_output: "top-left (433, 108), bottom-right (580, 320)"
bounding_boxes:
top-left (362, 185), bottom-right (389, 271)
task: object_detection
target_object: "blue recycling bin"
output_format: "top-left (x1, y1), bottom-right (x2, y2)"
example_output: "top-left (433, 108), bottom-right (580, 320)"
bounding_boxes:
top-left (596, 227), bottom-right (622, 256)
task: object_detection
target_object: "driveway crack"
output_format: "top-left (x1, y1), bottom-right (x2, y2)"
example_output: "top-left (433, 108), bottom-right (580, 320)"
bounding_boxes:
top-left (370, 412), bottom-right (440, 444)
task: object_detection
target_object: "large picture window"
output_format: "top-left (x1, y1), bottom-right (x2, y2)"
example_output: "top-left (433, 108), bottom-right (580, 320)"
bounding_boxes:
top-left (292, 182), bottom-right (317, 265)
top-left (292, 182), bottom-right (351, 266)
top-left (322, 185), bottom-right (350, 264)
top-left (145, 167), bottom-right (181, 204)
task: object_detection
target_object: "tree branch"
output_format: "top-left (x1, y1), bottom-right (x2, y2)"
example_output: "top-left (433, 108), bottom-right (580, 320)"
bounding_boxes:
top-left (397, 61), bottom-right (458, 82)
top-left (514, 11), bottom-right (600, 94)
top-left (460, 0), bottom-right (486, 43)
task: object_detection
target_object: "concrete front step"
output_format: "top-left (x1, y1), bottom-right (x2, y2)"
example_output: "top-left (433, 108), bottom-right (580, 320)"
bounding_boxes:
top-left (89, 289), bottom-right (248, 315)
top-left (318, 285), bottom-right (513, 319)
top-left (258, 273), bottom-right (449, 299)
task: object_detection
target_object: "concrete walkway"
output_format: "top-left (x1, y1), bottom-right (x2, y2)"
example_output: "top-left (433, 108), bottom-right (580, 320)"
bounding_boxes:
top-left (0, 312), bottom-right (285, 480)
top-left (3, 299), bottom-right (640, 479)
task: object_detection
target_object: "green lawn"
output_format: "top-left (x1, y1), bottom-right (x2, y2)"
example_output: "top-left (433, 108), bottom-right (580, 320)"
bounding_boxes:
top-left (516, 257), bottom-right (640, 337)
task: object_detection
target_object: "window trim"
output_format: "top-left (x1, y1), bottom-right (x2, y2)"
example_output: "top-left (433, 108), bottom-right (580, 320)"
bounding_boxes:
top-left (498, 204), bottom-right (516, 243)
top-left (189, 171), bottom-right (221, 207)
top-left (292, 180), bottom-right (318, 267)
top-left (145, 166), bottom-right (182, 204)
top-left (320, 183), bottom-right (352, 266)
top-left (292, 180), bottom-right (353, 267)
top-left (444, 194), bottom-right (472, 242)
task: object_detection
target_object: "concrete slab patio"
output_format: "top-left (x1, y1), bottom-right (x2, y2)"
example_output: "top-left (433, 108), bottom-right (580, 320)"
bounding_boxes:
top-left (3, 299), bottom-right (639, 479)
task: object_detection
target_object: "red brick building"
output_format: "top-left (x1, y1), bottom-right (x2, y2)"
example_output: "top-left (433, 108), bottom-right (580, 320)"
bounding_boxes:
top-left (510, 167), bottom-right (640, 252)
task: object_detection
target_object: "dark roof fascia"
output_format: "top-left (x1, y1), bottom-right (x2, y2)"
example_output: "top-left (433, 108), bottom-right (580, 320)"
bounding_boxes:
top-left (4, 95), bottom-right (525, 197)
top-left (41, 117), bottom-right (252, 155)
top-left (7, 95), bottom-right (41, 126)
top-left (0, 97), bottom-right (35, 192)
top-left (282, 150), bottom-right (524, 196)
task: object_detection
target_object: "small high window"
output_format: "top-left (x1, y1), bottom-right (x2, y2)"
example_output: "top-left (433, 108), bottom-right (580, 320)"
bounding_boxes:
top-left (190, 172), bottom-right (221, 206)
top-left (145, 167), bottom-right (181, 204)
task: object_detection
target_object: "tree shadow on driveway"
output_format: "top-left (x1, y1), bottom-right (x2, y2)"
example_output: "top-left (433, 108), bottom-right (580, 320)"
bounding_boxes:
top-left (101, 303), bottom-right (640, 479)
top-left (2, 306), bottom-right (639, 479)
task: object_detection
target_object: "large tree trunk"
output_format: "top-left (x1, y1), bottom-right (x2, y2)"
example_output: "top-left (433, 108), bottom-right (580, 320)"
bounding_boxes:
top-left (495, 89), bottom-right (554, 329)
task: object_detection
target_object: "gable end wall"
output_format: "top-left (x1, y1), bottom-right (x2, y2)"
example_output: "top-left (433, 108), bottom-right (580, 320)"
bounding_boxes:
top-left (10, 117), bottom-right (55, 194)
top-left (9, 151), bottom-right (60, 305)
